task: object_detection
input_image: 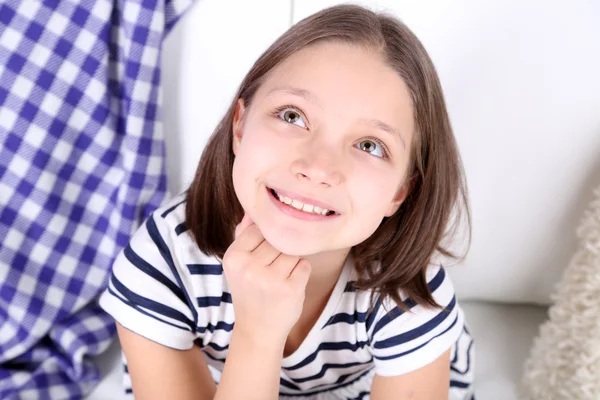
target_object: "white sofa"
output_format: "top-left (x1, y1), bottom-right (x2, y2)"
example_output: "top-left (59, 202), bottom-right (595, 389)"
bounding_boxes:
top-left (86, 1), bottom-right (600, 398)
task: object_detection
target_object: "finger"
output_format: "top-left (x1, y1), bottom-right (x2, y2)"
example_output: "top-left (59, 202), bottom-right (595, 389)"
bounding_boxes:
top-left (251, 240), bottom-right (281, 266)
top-left (269, 253), bottom-right (302, 279)
top-left (288, 259), bottom-right (312, 288)
top-left (233, 223), bottom-right (265, 252)
top-left (234, 213), bottom-right (254, 240)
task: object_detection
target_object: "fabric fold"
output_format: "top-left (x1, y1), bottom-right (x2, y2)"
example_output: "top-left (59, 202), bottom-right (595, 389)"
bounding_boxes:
top-left (0, 0), bottom-right (195, 397)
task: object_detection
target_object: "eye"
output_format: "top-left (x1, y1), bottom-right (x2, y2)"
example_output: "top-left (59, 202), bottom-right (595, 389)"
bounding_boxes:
top-left (355, 137), bottom-right (388, 159)
top-left (276, 106), bottom-right (307, 129)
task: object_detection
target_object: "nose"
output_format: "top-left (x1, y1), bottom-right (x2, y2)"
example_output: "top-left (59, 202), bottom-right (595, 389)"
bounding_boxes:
top-left (289, 139), bottom-right (344, 187)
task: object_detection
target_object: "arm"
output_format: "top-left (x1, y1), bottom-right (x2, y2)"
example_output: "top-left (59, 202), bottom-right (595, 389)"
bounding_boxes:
top-left (114, 212), bottom-right (309, 400)
top-left (213, 327), bottom-right (284, 400)
top-left (118, 321), bottom-right (285, 400)
top-left (117, 323), bottom-right (216, 400)
top-left (370, 349), bottom-right (451, 400)
top-left (368, 266), bottom-right (463, 399)
top-left (213, 214), bottom-right (311, 400)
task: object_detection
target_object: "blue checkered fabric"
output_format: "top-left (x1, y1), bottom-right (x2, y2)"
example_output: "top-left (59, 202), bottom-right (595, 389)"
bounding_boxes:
top-left (0, 0), bottom-right (194, 398)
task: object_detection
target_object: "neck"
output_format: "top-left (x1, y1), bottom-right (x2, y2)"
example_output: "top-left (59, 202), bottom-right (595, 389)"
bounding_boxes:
top-left (303, 247), bottom-right (351, 298)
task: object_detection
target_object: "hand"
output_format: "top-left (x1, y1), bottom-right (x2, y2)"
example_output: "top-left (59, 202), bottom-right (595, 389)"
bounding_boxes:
top-left (222, 214), bottom-right (312, 345)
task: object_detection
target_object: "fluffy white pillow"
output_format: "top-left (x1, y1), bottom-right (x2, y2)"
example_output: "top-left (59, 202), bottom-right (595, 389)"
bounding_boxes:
top-left (521, 183), bottom-right (600, 399)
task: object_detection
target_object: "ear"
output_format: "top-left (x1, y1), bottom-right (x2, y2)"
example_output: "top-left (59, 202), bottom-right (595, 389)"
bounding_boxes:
top-left (384, 179), bottom-right (412, 217)
top-left (232, 98), bottom-right (246, 155)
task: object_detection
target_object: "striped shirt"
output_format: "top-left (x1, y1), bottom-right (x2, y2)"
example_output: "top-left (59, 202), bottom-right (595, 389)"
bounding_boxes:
top-left (99, 193), bottom-right (475, 399)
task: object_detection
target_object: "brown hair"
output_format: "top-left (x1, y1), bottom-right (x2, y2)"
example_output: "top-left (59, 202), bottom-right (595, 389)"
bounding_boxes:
top-left (185, 4), bottom-right (471, 310)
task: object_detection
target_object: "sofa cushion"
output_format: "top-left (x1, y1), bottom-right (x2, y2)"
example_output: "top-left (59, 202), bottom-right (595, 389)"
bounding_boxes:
top-left (522, 184), bottom-right (600, 399)
top-left (462, 302), bottom-right (547, 400)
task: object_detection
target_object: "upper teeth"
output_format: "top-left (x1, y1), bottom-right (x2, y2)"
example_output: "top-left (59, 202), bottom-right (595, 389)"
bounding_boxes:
top-left (274, 191), bottom-right (331, 216)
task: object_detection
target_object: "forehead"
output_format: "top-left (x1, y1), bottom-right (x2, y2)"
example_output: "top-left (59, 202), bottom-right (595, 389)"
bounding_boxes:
top-left (255, 42), bottom-right (415, 142)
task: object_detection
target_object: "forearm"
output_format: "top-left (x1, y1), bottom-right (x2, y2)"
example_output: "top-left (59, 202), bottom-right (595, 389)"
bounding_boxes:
top-left (214, 327), bottom-right (284, 400)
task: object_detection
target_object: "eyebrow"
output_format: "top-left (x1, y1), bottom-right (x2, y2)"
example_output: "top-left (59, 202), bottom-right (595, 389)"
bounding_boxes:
top-left (358, 118), bottom-right (406, 149)
top-left (267, 86), bottom-right (320, 106)
top-left (266, 86), bottom-right (406, 149)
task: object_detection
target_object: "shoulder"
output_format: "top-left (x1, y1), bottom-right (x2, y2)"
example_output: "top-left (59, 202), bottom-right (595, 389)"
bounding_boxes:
top-left (366, 262), bottom-right (464, 376)
top-left (146, 192), bottom-right (216, 264)
top-left (124, 192), bottom-right (197, 274)
top-left (100, 192), bottom-right (226, 349)
top-left (151, 191), bottom-right (189, 237)
top-left (370, 262), bottom-right (458, 335)
top-left (149, 191), bottom-right (226, 286)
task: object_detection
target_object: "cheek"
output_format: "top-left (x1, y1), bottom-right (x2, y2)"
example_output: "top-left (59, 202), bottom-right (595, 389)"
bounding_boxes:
top-left (231, 158), bottom-right (249, 209)
top-left (343, 178), bottom-right (395, 240)
top-left (239, 121), bottom-right (287, 161)
top-left (351, 173), bottom-right (399, 214)
top-left (231, 125), bottom-right (287, 196)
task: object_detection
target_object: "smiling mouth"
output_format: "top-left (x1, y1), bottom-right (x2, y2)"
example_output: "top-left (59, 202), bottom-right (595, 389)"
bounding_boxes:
top-left (268, 188), bottom-right (337, 216)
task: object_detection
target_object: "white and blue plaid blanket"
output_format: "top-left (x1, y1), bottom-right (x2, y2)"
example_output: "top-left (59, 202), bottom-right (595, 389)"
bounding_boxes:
top-left (0, 0), bottom-right (193, 397)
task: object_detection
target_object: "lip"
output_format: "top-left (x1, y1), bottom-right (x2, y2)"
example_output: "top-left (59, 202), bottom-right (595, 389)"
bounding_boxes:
top-left (266, 187), bottom-right (340, 221)
top-left (268, 186), bottom-right (339, 213)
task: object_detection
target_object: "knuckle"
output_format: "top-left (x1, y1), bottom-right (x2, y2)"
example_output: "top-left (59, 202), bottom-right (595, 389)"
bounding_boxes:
top-left (245, 224), bottom-right (261, 238)
top-left (222, 251), bottom-right (239, 268)
top-left (242, 267), bottom-right (255, 282)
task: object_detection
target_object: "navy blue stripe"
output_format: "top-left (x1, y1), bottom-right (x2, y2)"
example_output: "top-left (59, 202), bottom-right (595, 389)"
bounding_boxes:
top-left (371, 267), bottom-right (446, 337)
top-left (452, 340), bottom-right (459, 364)
top-left (279, 367), bottom-right (373, 397)
top-left (197, 320), bottom-right (234, 334)
top-left (146, 215), bottom-right (199, 328)
top-left (160, 199), bottom-right (185, 218)
top-left (373, 311), bottom-right (460, 361)
top-left (313, 367), bottom-right (373, 393)
top-left (365, 297), bottom-right (382, 333)
top-left (371, 298), bottom-right (417, 338)
top-left (197, 292), bottom-right (232, 307)
top-left (344, 281), bottom-right (357, 292)
top-left (123, 244), bottom-right (187, 305)
top-left (349, 391), bottom-right (370, 400)
top-left (324, 310), bottom-right (368, 327)
top-left (203, 350), bottom-right (226, 362)
top-left (374, 296), bottom-right (456, 349)
top-left (332, 369), bottom-right (367, 386)
top-left (205, 342), bottom-right (229, 352)
top-left (284, 340), bottom-right (370, 371)
top-left (110, 275), bottom-right (196, 332)
top-left (280, 377), bottom-right (302, 391)
top-left (187, 264), bottom-right (223, 275)
top-left (450, 379), bottom-right (471, 388)
top-left (288, 358), bottom-right (373, 384)
top-left (175, 222), bottom-right (188, 235)
top-left (451, 330), bottom-right (474, 375)
top-left (108, 287), bottom-right (189, 332)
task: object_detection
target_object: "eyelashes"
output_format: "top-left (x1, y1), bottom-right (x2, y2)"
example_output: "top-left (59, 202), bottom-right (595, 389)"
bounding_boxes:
top-left (357, 136), bottom-right (390, 159)
top-left (273, 104), bottom-right (307, 129)
top-left (271, 104), bottom-right (391, 159)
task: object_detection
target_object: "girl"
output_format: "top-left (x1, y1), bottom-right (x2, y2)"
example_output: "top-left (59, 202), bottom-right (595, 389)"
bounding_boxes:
top-left (100, 4), bottom-right (475, 400)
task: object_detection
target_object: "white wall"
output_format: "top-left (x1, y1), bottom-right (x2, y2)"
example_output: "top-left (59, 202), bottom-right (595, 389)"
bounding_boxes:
top-left (162, 0), bottom-right (292, 195)
top-left (161, 0), bottom-right (600, 304)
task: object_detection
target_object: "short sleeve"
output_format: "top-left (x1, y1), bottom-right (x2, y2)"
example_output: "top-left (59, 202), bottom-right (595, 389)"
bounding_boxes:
top-left (368, 264), bottom-right (464, 376)
top-left (99, 211), bottom-right (198, 350)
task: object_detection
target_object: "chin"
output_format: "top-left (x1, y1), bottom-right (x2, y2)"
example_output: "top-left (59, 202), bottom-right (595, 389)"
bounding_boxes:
top-left (260, 228), bottom-right (322, 257)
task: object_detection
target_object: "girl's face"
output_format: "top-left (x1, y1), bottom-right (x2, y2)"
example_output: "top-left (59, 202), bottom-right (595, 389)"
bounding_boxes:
top-left (232, 42), bottom-right (415, 256)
